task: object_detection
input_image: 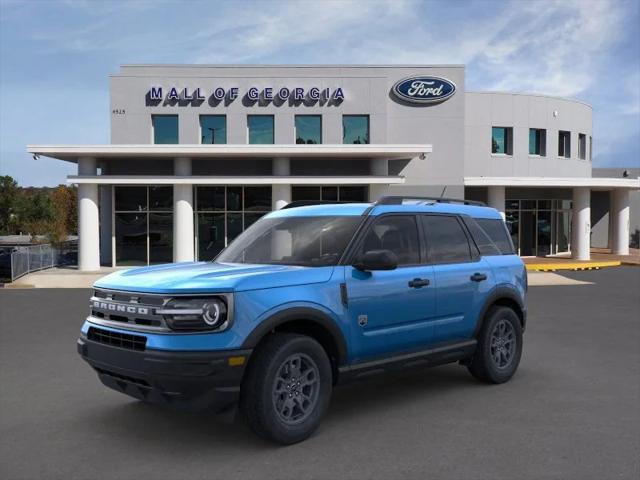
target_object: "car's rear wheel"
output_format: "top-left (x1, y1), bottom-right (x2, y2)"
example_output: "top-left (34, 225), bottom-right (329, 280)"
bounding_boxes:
top-left (240, 333), bottom-right (332, 444)
top-left (467, 306), bottom-right (523, 384)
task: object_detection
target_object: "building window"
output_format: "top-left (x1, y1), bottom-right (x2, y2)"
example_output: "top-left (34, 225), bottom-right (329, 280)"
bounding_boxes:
top-left (200, 115), bottom-right (227, 144)
top-left (558, 130), bottom-right (571, 158)
top-left (194, 186), bottom-right (272, 261)
top-left (292, 185), bottom-right (368, 202)
top-left (295, 115), bottom-right (322, 144)
top-left (491, 127), bottom-right (513, 155)
top-left (578, 133), bottom-right (587, 160)
top-left (152, 115), bottom-right (179, 144)
top-left (248, 115), bottom-right (274, 144)
top-left (529, 128), bottom-right (546, 156)
top-left (343, 115), bottom-right (369, 144)
top-left (589, 136), bottom-right (593, 161)
top-left (114, 186), bottom-right (174, 266)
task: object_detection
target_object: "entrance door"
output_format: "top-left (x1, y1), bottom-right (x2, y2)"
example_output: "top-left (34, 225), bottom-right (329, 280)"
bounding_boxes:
top-left (345, 215), bottom-right (436, 362)
top-left (537, 210), bottom-right (552, 256)
top-left (520, 211), bottom-right (536, 256)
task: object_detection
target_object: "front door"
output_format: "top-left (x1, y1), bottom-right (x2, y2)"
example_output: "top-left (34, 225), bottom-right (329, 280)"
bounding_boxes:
top-left (345, 215), bottom-right (436, 362)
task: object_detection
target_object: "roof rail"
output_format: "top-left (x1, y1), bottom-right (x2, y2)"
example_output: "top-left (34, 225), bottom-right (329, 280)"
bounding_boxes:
top-left (280, 200), bottom-right (348, 210)
top-left (375, 196), bottom-right (486, 207)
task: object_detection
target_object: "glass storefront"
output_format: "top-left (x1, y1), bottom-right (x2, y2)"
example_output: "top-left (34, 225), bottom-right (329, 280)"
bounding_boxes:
top-left (506, 199), bottom-right (572, 256)
top-left (113, 184), bottom-right (367, 265)
top-left (194, 186), bottom-right (272, 261)
top-left (114, 186), bottom-right (173, 265)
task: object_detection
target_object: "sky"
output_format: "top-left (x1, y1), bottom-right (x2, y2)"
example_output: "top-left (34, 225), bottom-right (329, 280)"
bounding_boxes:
top-left (0, 0), bottom-right (638, 187)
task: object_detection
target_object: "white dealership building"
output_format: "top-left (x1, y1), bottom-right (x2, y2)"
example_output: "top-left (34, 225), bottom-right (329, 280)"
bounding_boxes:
top-left (28, 65), bottom-right (639, 270)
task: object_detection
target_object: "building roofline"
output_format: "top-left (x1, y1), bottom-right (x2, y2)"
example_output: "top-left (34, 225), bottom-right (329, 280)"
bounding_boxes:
top-left (466, 90), bottom-right (592, 109)
top-left (118, 64), bottom-right (466, 69)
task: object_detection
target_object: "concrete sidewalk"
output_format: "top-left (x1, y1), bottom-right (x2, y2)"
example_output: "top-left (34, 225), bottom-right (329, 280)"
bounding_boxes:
top-left (523, 247), bottom-right (639, 272)
top-left (5, 267), bottom-right (120, 289)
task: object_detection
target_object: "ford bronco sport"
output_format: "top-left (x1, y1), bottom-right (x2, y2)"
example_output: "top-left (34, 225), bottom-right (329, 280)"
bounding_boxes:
top-left (78, 196), bottom-right (526, 444)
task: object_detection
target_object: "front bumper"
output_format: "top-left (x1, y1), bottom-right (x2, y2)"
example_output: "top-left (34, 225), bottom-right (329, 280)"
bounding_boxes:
top-left (77, 334), bottom-right (252, 412)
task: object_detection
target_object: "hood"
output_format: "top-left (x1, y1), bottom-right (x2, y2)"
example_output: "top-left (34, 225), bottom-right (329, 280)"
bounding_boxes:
top-left (94, 262), bottom-right (335, 294)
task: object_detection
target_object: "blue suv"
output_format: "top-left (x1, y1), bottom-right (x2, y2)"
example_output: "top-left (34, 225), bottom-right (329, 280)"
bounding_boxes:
top-left (78, 196), bottom-right (526, 444)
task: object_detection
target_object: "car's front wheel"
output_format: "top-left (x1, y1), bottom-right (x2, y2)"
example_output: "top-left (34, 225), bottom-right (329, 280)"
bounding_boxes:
top-left (240, 333), bottom-right (332, 444)
top-left (467, 306), bottom-right (523, 384)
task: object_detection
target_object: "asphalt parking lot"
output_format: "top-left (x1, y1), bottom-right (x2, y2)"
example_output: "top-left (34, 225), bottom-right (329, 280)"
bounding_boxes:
top-left (1, 267), bottom-right (639, 480)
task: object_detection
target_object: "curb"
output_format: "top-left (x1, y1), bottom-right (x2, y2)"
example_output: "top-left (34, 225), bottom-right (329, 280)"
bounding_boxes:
top-left (526, 261), bottom-right (621, 272)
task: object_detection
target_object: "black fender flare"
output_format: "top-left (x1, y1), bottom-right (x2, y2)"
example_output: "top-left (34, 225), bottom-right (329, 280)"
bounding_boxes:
top-left (473, 285), bottom-right (527, 336)
top-left (241, 307), bottom-right (348, 363)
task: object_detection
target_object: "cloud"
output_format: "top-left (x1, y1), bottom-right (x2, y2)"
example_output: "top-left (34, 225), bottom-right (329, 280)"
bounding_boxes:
top-left (1, 0), bottom-right (638, 185)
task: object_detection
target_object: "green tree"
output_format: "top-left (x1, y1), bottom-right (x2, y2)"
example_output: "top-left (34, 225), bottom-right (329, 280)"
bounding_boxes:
top-left (49, 185), bottom-right (77, 243)
top-left (0, 175), bottom-right (20, 234)
top-left (15, 189), bottom-right (55, 238)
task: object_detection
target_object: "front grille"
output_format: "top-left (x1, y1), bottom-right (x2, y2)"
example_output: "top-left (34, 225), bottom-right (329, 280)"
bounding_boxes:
top-left (90, 289), bottom-right (169, 331)
top-left (87, 326), bottom-right (147, 351)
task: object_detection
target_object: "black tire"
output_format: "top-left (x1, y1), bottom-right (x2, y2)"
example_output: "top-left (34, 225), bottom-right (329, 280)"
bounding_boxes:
top-left (467, 306), bottom-right (523, 384)
top-left (240, 333), bottom-right (332, 444)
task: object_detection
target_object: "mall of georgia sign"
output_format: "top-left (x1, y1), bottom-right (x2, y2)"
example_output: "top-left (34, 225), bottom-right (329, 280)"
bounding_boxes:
top-left (391, 76), bottom-right (456, 104)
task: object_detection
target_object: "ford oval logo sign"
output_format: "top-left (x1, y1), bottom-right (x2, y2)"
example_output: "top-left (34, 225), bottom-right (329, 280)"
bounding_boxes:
top-left (392, 76), bottom-right (456, 104)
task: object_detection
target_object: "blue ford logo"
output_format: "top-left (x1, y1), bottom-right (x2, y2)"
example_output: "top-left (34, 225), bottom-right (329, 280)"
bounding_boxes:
top-left (392, 76), bottom-right (456, 104)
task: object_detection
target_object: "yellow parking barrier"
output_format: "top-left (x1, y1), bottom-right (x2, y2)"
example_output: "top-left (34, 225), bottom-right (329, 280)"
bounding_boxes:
top-left (525, 261), bottom-right (621, 272)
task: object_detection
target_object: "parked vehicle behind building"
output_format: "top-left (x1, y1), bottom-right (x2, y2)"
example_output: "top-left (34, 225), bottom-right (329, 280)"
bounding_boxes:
top-left (78, 197), bottom-right (527, 444)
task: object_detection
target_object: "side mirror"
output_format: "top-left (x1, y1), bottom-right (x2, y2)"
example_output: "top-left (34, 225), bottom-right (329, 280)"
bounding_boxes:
top-left (353, 249), bottom-right (398, 271)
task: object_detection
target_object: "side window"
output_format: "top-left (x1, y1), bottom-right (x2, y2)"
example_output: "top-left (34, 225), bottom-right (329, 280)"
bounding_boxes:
top-left (463, 217), bottom-right (502, 256)
top-left (358, 216), bottom-right (420, 265)
top-left (421, 215), bottom-right (473, 264)
top-left (476, 218), bottom-right (516, 254)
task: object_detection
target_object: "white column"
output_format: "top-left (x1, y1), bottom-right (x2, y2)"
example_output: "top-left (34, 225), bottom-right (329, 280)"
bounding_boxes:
top-left (78, 157), bottom-right (100, 271)
top-left (173, 157), bottom-right (195, 262)
top-left (487, 186), bottom-right (506, 220)
top-left (611, 189), bottom-right (630, 255)
top-left (571, 187), bottom-right (591, 260)
top-left (272, 157), bottom-right (291, 210)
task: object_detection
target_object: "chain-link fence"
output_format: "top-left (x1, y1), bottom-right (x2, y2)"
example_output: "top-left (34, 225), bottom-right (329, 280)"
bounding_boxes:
top-left (6, 242), bottom-right (77, 282)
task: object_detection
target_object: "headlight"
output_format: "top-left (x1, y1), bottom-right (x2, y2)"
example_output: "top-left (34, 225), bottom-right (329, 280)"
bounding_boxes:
top-left (158, 297), bottom-right (229, 331)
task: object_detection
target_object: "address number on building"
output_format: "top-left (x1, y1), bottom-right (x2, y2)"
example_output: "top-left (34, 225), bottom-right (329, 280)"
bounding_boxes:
top-left (112, 109), bottom-right (126, 115)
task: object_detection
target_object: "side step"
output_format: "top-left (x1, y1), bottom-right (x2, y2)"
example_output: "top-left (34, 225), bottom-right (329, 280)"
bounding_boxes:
top-left (337, 339), bottom-right (477, 384)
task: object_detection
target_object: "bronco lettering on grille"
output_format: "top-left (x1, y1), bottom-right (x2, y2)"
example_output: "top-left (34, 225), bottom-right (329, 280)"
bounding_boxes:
top-left (91, 300), bottom-right (149, 315)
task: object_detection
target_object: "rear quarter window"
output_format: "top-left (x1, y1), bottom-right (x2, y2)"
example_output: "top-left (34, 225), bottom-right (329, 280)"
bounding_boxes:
top-left (466, 217), bottom-right (516, 255)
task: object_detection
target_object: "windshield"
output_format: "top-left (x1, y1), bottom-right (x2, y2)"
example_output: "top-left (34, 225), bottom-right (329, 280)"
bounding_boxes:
top-left (216, 215), bottom-right (362, 266)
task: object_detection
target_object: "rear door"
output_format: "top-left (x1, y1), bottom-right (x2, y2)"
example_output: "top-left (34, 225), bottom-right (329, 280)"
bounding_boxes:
top-left (420, 214), bottom-right (495, 343)
top-left (345, 214), bottom-right (436, 362)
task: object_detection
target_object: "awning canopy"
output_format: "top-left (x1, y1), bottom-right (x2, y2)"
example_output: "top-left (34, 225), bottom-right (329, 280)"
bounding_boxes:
top-left (464, 176), bottom-right (640, 190)
top-left (28, 144), bottom-right (432, 163)
top-left (67, 175), bottom-right (405, 185)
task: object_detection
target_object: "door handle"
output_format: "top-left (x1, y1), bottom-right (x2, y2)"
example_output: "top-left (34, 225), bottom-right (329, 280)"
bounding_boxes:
top-left (408, 278), bottom-right (430, 288)
top-left (470, 272), bottom-right (488, 282)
